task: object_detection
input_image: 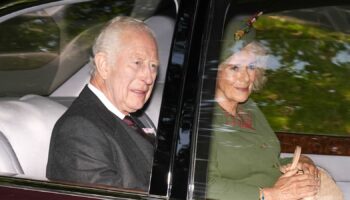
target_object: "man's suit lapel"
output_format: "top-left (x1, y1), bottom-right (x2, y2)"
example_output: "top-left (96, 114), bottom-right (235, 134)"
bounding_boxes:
top-left (80, 85), bottom-right (154, 181)
top-left (79, 86), bottom-right (119, 131)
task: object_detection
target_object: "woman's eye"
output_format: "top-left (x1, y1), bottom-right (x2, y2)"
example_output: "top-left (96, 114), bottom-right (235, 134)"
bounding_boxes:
top-left (248, 64), bottom-right (256, 70)
top-left (229, 65), bottom-right (239, 71)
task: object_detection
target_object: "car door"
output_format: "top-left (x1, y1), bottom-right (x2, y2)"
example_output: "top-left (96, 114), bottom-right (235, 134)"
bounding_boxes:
top-left (167, 0), bottom-right (350, 199)
top-left (0, 0), bottom-right (181, 199)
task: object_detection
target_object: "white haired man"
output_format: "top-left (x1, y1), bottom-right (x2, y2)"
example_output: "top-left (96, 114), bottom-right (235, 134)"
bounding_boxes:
top-left (46, 16), bottom-right (159, 191)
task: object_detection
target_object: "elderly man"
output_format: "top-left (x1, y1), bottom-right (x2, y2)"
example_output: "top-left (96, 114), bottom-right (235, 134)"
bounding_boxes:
top-left (46, 16), bottom-right (159, 191)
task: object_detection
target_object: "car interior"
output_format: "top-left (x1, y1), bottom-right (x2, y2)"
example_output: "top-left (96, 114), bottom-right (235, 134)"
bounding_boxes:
top-left (191, 4), bottom-right (350, 199)
top-left (0, 0), bottom-right (176, 184)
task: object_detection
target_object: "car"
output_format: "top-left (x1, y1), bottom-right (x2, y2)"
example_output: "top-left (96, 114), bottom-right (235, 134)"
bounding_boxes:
top-left (0, 0), bottom-right (349, 199)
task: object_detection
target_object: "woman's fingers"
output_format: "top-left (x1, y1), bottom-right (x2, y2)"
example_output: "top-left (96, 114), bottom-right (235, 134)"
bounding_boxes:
top-left (295, 175), bottom-right (320, 188)
top-left (272, 172), bottom-right (320, 199)
top-left (297, 155), bottom-right (319, 178)
top-left (295, 162), bottom-right (320, 179)
top-left (280, 163), bottom-right (292, 173)
top-left (302, 162), bottom-right (319, 177)
top-left (281, 168), bottom-right (298, 177)
top-left (295, 185), bottom-right (318, 197)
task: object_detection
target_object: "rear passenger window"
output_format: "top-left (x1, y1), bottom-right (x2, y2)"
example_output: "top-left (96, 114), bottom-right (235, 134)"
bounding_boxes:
top-left (0, 0), bottom-right (135, 97)
top-left (251, 6), bottom-right (350, 137)
top-left (191, 3), bottom-right (350, 199)
top-left (0, 14), bottom-right (59, 71)
top-left (0, 0), bottom-right (177, 198)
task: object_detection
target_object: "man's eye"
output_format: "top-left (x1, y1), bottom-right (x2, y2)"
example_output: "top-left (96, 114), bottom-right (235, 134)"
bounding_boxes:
top-left (133, 60), bottom-right (143, 66)
top-left (151, 63), bottom-right (159, 69)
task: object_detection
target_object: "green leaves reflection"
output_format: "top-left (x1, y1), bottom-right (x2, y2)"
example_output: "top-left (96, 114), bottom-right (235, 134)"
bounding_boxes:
top-left (251, 15), bottom-right (350, 136)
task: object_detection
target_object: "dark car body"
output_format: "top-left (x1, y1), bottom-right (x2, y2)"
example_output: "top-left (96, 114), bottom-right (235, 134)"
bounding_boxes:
top-left (0, 0), bottom-right (349, 199)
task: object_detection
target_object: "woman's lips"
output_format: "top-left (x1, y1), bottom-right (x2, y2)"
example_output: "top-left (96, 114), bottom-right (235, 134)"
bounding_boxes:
top-left (235, 87), bottom-right (249, 92)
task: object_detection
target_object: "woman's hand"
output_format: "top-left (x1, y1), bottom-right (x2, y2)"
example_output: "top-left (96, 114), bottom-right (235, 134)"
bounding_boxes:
top-left (298, 155), bottom-right (319, 178)
top-left (262, 169), bottom-right (320, 200)
top-left (280, 155), bottom-right (319, 178)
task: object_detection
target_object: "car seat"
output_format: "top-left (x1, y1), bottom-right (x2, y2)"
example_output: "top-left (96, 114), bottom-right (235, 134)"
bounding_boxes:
top-left (0, 95), bottom-right (66, 179)
top-left (0, 15), bottom-right (175, 180)
top-left (0, 131), bottom-right (24, 175)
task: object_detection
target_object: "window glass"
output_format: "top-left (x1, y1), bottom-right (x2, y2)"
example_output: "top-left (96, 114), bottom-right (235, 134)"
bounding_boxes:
top-left (0, 0), bottom-right (177, 197)
top-left (251, 7), bottom-right (350, 136)
top-left (192, 4), bottom-right (350, 199)
top-left (0, 13), bottom-right (59, 71)
top-left (0, 0), bottom-right (156, 97)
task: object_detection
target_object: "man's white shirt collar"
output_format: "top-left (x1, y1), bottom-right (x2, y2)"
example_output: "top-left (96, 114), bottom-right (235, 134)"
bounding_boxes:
top-left (88, 83), bottom-right (125, 119)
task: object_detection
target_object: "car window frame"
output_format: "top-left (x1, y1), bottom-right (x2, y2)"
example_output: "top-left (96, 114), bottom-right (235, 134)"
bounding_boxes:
top-left (186, 0), bottom-right (350, 199)
top-left (0, 0), bottom-right (178, 199)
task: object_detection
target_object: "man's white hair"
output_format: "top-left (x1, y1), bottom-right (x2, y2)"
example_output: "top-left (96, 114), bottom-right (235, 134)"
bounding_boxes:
top-left (91, 16), bottom-right (156, 74)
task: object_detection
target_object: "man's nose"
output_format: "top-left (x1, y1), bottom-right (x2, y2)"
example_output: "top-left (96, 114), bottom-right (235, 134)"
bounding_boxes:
top-left (139, 63), bottom-right (154, 85)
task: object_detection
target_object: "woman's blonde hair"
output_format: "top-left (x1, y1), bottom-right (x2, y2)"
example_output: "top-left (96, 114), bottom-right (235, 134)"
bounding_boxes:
top-left (244, 41), bottom-right (267, 91)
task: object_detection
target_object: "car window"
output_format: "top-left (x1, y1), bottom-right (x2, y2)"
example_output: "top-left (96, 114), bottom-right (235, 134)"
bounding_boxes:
top-left (0, 0), bottom-right (158, 97)
top-left (0, 0), bottom-right (177, 198)
top-left (191, 2), bottom-right (350, 199)
top-left (251, 6), bottom-right (350, 137)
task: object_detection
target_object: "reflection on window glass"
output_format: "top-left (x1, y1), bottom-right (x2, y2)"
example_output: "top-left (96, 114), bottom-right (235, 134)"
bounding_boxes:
top-left (0, 0), bottom-right (138, 96)
top-left (193, 4), bottom-right (350, 200)
top-left (59, 0), bottom-right (134, 45)
top-left (251, 6), bottom-right (350, 136)
top-left (0, 13), bottom-right (59, 70)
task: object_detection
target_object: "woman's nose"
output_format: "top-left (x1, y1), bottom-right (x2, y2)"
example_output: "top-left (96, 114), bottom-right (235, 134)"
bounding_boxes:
top-left (236, 67), bottom-right (250, 83)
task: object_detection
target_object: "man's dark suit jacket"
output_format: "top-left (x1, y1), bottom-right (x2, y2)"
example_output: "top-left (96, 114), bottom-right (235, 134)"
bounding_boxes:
top-left (46, 86), bottom-right (154, 191)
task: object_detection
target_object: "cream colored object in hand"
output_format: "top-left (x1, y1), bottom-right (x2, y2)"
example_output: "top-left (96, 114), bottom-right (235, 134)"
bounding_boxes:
top-left (291, 146), bottom-right (344, 200)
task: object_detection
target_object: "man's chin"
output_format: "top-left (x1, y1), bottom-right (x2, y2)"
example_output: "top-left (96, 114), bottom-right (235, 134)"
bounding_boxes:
top-left (126, 103), bottom-right (145, 113)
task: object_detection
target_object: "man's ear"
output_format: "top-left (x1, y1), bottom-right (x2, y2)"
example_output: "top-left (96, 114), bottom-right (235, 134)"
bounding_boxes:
top-left (94, 52), bottom-right (109, 79)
